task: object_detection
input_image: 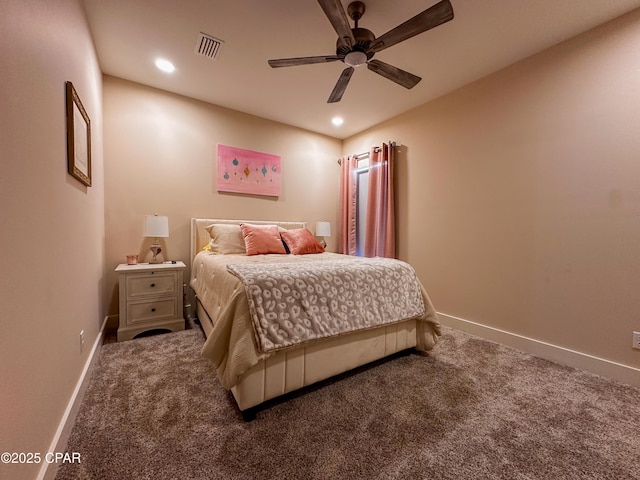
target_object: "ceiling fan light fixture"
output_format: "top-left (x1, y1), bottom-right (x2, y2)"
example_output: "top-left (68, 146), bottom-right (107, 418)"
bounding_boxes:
top-left (344, 51), bottom-right (367, 67)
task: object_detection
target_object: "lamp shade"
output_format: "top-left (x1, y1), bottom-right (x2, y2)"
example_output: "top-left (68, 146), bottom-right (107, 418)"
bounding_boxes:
top-left (144, 215), bottom-right (169, 238)
top-left (315, 221), bottom-right (331, 237)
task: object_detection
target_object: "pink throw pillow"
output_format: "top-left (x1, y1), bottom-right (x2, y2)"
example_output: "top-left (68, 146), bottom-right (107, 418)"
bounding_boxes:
top-left (240, 224), bottom-right (287, 255)
top-left (280, 228), bottom-right (325, 255)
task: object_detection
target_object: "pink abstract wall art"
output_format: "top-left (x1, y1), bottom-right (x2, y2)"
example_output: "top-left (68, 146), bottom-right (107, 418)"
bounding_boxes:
top-left (216, 144), bottom-right (281, 197)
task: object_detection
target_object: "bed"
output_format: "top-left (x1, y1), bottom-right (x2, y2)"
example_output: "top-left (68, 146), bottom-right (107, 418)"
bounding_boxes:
top-left (190, 218), bottom-right (440, 419)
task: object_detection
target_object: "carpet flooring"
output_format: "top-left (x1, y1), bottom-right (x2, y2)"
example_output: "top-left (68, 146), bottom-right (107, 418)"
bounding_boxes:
top-left (55, 323), bottom-right (640, 479)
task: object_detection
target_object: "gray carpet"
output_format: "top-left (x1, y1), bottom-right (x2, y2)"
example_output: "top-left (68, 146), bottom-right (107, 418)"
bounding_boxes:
top-left (55, 323), bottom-right (640, 480)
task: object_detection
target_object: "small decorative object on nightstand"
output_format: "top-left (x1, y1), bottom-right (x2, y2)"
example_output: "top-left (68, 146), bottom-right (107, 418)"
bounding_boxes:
top-left (115, 261), bottom-right (186, 341)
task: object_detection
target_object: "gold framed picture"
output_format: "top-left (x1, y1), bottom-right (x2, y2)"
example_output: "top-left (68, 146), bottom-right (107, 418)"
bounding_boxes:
top-left (65, 81), bottom-right (91, 187)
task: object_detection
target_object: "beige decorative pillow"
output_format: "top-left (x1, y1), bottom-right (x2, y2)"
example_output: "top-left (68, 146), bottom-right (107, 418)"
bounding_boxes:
top-left (204, 224), bottom-right (246, 255)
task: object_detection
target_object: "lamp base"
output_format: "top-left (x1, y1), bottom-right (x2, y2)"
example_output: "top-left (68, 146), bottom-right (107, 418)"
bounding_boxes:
top-left (149, 243), bottom-right (162, 264)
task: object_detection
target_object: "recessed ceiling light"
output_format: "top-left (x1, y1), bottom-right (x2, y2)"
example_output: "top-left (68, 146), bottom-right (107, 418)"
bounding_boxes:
top-left (332, 116), bottom-right (344, 126)
top-left (155, 58), bottom-right (175, 73)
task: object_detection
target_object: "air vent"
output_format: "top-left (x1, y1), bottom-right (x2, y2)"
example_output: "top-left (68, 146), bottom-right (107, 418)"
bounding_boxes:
top-left (195, 32), bottom-right (224, 60)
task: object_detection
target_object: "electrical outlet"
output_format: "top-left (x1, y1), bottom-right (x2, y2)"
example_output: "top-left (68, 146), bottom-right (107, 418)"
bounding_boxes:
top-left (80, 330), bottom-right (85, 354)
top-left (633, 331), bottom-right (640, 350)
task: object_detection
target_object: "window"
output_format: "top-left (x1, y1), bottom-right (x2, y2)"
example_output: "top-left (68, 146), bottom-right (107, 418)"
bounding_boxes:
top-left (355, 157), bottom-right (369, 256)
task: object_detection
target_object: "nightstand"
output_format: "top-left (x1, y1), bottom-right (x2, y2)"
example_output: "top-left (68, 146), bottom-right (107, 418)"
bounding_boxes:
top-left (115, 261), bottom-right (186, 341)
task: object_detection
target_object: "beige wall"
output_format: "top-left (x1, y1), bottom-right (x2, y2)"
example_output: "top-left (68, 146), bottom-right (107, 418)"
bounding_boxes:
top-left (344, 9), bottom-right (640, 372)
top-left (103, 77), bottom-right (341, 316)
top-left (0, 1), bottom-right (105, 480)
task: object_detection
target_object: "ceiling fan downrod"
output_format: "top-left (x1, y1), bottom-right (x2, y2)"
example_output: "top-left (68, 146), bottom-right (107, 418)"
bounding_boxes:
top-left (347, 1), bottom-right (365, 28)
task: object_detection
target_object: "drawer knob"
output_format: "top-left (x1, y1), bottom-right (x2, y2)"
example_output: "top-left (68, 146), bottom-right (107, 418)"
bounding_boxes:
top-left (151, 308), bottom-right (156, 312)
top-left (150, 283), bottom-right (156, 287)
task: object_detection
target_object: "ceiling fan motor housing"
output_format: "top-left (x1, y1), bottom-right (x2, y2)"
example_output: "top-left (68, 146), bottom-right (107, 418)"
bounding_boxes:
top-left (336, 27), bottom-right (376, 60)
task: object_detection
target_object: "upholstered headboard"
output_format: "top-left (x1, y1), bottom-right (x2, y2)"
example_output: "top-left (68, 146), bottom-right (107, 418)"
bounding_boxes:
top-left (190, 218), bottom-right (306, 264)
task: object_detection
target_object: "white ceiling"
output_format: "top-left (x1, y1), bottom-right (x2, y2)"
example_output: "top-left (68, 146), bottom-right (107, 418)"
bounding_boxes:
top-left (83, 0), bottom-right (640, 139)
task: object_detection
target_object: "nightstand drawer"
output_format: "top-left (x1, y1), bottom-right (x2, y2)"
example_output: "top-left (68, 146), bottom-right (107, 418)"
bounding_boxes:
top-left (126, 272), bottom-right (178, 298)
top-left (127, 298), bottom-right (178, 324)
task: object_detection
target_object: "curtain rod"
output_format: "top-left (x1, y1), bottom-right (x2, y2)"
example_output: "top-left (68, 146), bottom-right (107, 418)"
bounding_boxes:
top-left (337, 141), bottom-right (396, 165)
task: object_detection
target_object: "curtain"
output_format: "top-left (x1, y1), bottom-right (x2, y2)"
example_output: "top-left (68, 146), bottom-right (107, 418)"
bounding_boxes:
top-left (364, 143), bottom-right (395, 258)
top-left (338, 155), bottom-right (357, 255)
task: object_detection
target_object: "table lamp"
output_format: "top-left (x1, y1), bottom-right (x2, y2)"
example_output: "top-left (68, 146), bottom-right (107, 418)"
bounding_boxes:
top-left (144, 214), bottom-right (169, 264)
top-left (315, 221), bottom-right (331, 248)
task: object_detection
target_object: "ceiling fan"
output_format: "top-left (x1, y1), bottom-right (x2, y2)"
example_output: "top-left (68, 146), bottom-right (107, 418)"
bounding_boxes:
top-left (268, 0), bottom-right (454, 103)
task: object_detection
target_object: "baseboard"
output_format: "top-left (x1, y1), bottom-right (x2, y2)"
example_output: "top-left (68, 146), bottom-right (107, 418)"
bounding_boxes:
top-left (37, 316), bottom-right (109, 480)
top-left (438, 312), bottom-right (640, 388)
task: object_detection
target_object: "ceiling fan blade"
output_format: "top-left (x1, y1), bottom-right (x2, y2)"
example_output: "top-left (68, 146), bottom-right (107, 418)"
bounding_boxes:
top-left (327, 67), bottom-right (354, 103)
top-left (367, 0), bottom-right (454, 53)
top-left (268, 56), bottom-right (341, 68)
top-left (317, 0), bottom-right (355, 48)
top-left (367, 60), bottom-right (421, 89)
